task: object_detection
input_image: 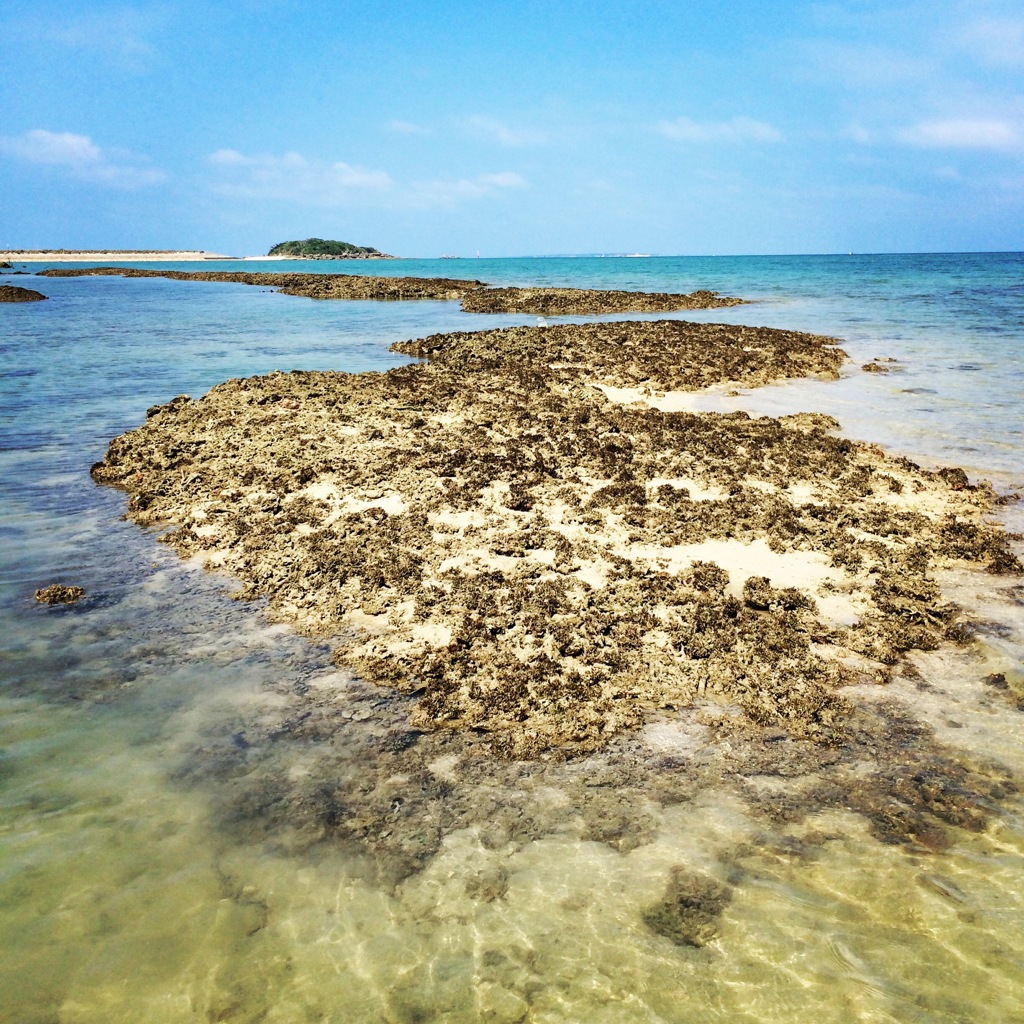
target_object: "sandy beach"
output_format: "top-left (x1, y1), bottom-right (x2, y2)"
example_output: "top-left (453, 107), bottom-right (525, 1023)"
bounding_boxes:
top-left (1, 249), bottom-right (239, 262)
top-left (3, 250), bottom-right (386, 263)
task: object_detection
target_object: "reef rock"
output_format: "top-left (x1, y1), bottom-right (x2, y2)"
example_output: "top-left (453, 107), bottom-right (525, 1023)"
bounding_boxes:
top-left (0, 284), bottom-right (47, 302)
top-left (35, 584), bottom-right (85, 604)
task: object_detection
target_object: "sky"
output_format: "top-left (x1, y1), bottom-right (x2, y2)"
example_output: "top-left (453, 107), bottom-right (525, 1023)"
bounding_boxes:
top-left (1, 0), bottom-right (1022, 257)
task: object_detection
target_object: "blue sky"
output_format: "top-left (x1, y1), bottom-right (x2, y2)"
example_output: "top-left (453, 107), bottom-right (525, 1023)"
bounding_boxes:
top-left (1, 0), bottom-right (1022, 256)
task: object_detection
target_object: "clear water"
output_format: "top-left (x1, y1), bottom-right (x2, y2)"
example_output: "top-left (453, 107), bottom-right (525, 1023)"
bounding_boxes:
top-left (1, 254), bottom-right (1023, 1022)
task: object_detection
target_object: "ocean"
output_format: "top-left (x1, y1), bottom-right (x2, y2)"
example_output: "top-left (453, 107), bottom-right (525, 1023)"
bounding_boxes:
top-left (1, 253), bottom-right (1022, 1023)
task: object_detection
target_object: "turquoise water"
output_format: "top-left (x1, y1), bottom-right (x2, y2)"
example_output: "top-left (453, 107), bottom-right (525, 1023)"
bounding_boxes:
top-left (1, 254), bottom-right (1023, 1022)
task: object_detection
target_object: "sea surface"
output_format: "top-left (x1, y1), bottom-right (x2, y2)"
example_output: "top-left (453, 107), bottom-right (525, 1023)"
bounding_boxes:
top-left (1, 252), bottom-right (1023, 1023)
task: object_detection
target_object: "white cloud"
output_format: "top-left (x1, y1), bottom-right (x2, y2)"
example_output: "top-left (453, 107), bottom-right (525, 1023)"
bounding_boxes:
top-left (207, 148), bottom-right (527, 209)
top-left (477, 172), bottom-right (527, 188)
top-left (386, 119), bottom-right (432, 135)
top-left (954, 18), bottom-right (1024, 69)
top-left (843, 124), bottom-right (875, 145)
top-left (465, 116), bottom-right (547, 147)
top-left (208, 149), bottom-right (393, 203)
top-left (655, 117), bottom-right (782, 144)
top-left (896, 118), bottom-right (1021, 151)
top-left (404, 172), bottom-right (528, 208)
top-left (0, 128), bottom-right (166, 188)
top-left (795, 40), bottom-right (935, 90)
top-left (5, 7), bottom-right (163, 72)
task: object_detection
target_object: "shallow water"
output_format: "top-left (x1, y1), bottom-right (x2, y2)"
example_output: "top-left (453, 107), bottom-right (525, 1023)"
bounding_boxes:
top-left (2, 254), bottom-right (1023, 1023)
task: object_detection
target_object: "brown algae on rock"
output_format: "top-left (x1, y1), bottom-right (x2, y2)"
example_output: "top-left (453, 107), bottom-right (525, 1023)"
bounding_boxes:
top-left (90, 316), bottom-right (1021, 767)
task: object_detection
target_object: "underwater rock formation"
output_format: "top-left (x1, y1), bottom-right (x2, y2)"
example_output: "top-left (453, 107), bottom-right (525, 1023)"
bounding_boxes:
top-left (643, 869), bottom-right (733, 947)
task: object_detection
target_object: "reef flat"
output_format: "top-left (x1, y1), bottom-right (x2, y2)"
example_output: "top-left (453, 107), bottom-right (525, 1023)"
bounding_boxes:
top-left (38, 266), bottom-right (483, 301)
top-left (38, 266), bottom-right (743, 314)
top-left (92, 317), bottom-right (1020, 770)
top-left (459, 286), bottom-right (744, 315)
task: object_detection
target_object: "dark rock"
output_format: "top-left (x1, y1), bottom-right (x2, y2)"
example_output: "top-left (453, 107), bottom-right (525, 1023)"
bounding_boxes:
top-left (0, 284), bottom-right (47, 302)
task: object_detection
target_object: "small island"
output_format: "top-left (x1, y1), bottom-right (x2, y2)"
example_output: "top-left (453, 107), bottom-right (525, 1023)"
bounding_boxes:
top-left (267, 237), bottom-right (395, 259)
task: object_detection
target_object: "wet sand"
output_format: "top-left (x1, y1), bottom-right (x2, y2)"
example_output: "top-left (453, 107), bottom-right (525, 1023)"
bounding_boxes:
top-left (86, 307), bottom-right (1024, 888)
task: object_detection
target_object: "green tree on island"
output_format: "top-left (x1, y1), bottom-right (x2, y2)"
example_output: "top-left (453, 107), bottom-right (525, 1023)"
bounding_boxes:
top-left (267, 238), bottom-right (385, 257)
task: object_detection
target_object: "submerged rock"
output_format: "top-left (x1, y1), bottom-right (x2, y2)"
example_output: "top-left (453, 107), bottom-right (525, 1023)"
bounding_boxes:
top-left (643, 869), bottom-right (732, 947)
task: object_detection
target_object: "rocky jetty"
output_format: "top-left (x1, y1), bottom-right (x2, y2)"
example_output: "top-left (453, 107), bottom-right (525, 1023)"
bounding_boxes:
top-left (92, 317), bottom-right (1020, 765)
top-left (0, 284), bottom-right (47, 302)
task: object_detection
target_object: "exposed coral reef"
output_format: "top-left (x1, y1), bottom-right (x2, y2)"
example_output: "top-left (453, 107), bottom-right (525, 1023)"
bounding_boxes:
top-left (91, 318), bottom-right (1021, 762)
top-left (38, 267), bottom-right (745, 314)
top-left (38, 267), bottom-right (481, 301)
top-left (460, 285), bottom-right (744, 314)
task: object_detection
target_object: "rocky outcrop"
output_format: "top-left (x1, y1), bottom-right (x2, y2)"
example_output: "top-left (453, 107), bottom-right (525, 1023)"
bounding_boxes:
top-left (0, 284), bottom-right (47, 302)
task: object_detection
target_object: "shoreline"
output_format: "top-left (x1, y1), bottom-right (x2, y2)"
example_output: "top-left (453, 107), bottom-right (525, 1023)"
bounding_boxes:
top-left (0, 249), bottom-right (397, 263)
top-left (1, 250), bottom-right (235, 262)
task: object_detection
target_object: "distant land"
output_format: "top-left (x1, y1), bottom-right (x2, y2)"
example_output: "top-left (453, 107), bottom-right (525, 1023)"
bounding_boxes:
top-left (267, 238), bottom-right (395, 259)
top-left (0, 249), bottom-right (230, 262)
